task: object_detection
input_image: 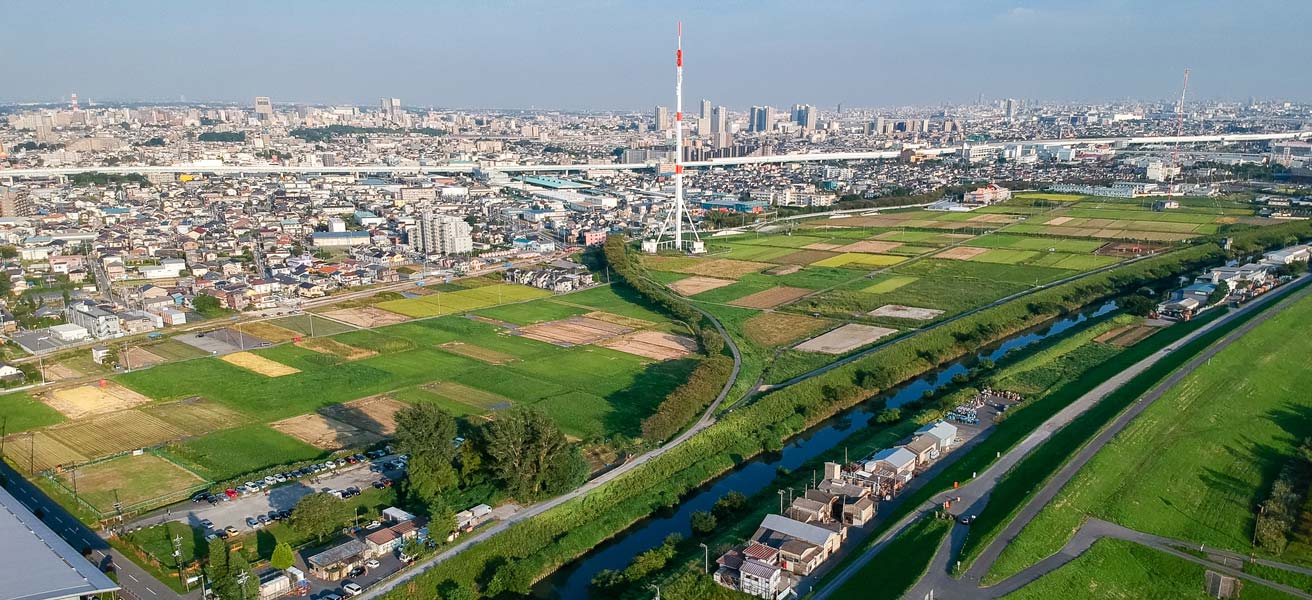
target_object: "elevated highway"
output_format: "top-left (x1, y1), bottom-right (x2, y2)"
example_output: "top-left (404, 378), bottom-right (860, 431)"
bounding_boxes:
top-left (1, 131), bottom-right (1306, 179)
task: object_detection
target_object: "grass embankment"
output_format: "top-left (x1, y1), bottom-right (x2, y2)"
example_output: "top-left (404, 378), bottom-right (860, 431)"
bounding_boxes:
top-left (987, 283), bottom-right (1312, 583)
top-left (828, 516), bottom-right (951, 600)
top-left (375, 242), bottom-right (1226, 599)
top-left (1002, 539), bottom-right (1298, 600)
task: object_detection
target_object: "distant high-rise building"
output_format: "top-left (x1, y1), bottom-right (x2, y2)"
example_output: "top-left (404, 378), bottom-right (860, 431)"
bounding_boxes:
top-left (700, 99), bottom-right (712, 120)
top-left (654, 105), bottom-right (671, 132)
top-left (417, 211), bottom-right (473, 255)
top-left (1004, 98), bottom-right (1016, 120)
top-left (381, 98), bottom-right (402, 123)
top-left (749, 106), bottom-right (773, 133)
top-left (0, 186), bottom-right (33, 218)
top-left (254, 96), bottom-right (273, 121)
top-left (873, 116), bottom-right (886, 134)
top-left (708, 105), bottom-right (730, 147)
top-left (794, 104), bottom-right (817, 130)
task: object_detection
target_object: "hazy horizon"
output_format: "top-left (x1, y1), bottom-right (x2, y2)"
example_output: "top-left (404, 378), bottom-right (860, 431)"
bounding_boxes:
top-left (3, 0), bottom-right (1309, 110)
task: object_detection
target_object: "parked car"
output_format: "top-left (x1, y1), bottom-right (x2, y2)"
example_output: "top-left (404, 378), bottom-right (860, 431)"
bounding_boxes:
top-left (322, 594), bottom-right (341, 600)
top-left (191, 491), bottom-right (211, 503)
top-left (224, 488), bottom-right (239, 499)
top-left (257, 515), bottom-right (271, 525)
top-left (245, 517), bottom-right (259, 529)
top-left (224, 526), bottom-right (239, 536)
top-left (199, 519), bottom-right (213, 529)
top-left (342, 582), bottom-right (363, 597)
top-left (364, 559), bottom-right (380, 570)
top-left (346, 566), bottom-right (365, 578)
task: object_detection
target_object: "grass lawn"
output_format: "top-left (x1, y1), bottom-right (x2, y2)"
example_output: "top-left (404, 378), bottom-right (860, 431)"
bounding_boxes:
top-left (0, 391), bottom-right (65, 433)
top-left (59, 453), bottom-right (205, 514)
top-left (160, 424), bottom-right (324, 481)
top-left (142, 338), bottom-right (211, 361)
top-left (828, 516), bottom-right (951, 600)
top-left (966, 234), bottom-right (1106, 253)
top-left (811, 252), bottom-right (906, 268)
top-left (390, 386), bottom-right (486, 418)
top-left (554, 285), bottom-right (672, 322)
top-left (971, 248), bottom-right (1042, 265)
top-left (472, 299), bottom-right (589, 325)
top-left (268, 314), bottom-right (357, 336)
top-left (862, 275), bottom-right (918, 294)
top-left (989, 292), bottom-right (1312, 582)
top-left (1002, 539), bottom-right (1299, 600)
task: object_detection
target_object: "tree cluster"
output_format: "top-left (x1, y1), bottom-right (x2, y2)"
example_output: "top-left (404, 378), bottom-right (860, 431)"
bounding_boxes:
top-left (204, 539), bottom-right (259, 600)
top-left (1255, 437), bottom-right (1312, 554)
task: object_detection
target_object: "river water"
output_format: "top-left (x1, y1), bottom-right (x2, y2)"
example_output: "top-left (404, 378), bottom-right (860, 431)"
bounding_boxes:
top-left (532, 301), bottom-right (1118, 598)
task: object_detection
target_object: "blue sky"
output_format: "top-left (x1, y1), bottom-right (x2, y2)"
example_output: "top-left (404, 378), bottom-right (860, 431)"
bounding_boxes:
top-left (2, 1), bottom-right (1307, 109)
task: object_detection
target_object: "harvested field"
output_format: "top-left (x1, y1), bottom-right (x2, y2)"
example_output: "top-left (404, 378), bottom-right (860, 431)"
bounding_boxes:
top-left (1, 432), bottom-right (87, 472)
top-left (1095, 241), bottom-right (1169, 257)
top-left (321, 395), bottom-right (409, 435)
top-left (765, 264), bottom-right (802, 276)
top-left (220, 352), bottom-right (300, 377)
top-left (668, 276), bottom-right (735, 296)
top-left (811, 253), bottom-right (905, 268)
top-left (321, 306), bottom-right (411, 328)
top-left (862, 276), bottom-right (918, 294)
top-left (968, 213), bottom-right (1019, 223)
top-left (834, 240), bottom-right (904, 254)
top-left (270, 413), bottom-right (383, 450)
top-left (933, 246), bottom-right (990, 260)
top-left (42, 381), bottom-right (152, 419)
top-left (424, 382), bottom-right (515, 412)
top-left (59, 453), bottom-right (204, 514)
top-left (140, 398), bottom-right (247, 432)
top-left (296, 337), bottom-right (377, 361)
top-left (868, 304), bottom-right (946, 321)
top-left (438, 341), bottom-right (515, 364)
top-left (727, 286), bottom-right (812, 309)
top-left (802, 242), bottom-right (842, 250)
top-left (582, 311), bottom-right (656, 329)
top-left (598, 330), bottom-right (697, 360)
top-left (795, 324), bottom-right (898, 354)
top-left (1094, 324), bottom-right (1160, 347)
top-left (776, 250), bottom-right (842, 265)
top-left (518, 317), bottom-right (632, 346)
top-left (121, 347), bottom-right (166, 369)
top-left (1046, 216), bottom-right (1074, 225)
top-left (43, 410), bottom-right (188, 461)
top-left (237, 320), bottom-right (302, 343)
top-left (743, 312), bottom-right (833, 347)
top-left (645, 256), bottom-right (772, 279)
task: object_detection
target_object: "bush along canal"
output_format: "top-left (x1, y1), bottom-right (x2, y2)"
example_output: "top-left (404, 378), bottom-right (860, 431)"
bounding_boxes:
top-left (532, 300), bottom-right (1120, 598)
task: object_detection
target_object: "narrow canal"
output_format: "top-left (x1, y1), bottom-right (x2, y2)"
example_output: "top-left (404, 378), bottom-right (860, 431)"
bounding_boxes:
top-left (532, 300), bottom-right (1118, 598)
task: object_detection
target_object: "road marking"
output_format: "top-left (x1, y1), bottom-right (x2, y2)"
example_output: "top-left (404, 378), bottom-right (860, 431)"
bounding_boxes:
top-left (145, 587), bottom-right (157, 595)
top-left (127, 573), bottom-right (140, 582)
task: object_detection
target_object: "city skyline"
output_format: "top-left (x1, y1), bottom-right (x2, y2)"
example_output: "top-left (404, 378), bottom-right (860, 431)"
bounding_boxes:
top-left (2, 0), bottom-right (1310, 109)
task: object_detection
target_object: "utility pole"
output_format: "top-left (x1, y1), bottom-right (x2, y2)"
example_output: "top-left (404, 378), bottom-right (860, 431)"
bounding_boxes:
top-left (172, 534), bottom-right (187, 590)
top-left (698, 542), bottom-right (709, 574)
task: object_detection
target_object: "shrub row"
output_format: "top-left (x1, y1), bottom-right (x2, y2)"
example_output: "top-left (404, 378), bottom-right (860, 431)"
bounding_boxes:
top-left (383, 243), bottom-right (1229, 598)
top-left (1255, 438), bottom-right (1312, 554)
top-left (640, 355), bottom-right (735, 441)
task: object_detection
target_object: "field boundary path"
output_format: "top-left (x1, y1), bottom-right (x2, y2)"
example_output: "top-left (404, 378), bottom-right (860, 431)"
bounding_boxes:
top-left (354, 291), bottom-right (742, 600)
top-left (812, 273), bottom-right (1312, 600)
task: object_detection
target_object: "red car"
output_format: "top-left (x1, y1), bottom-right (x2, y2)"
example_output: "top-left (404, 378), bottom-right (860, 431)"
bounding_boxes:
top-left (225, 488), bottom-right (239, 499)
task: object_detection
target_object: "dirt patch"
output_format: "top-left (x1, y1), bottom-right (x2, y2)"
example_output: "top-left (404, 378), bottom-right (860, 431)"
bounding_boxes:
top-left (968, 214), bottom-right (1018, 223)
top-left (795, 324), bottom-right (898, 354)
top-left (743, 313), bottom-right (832, 347)
top-left (1095, 241), bottom-right (1169, 257)
top-left (220, 352), bottom-right (300, 377)
top-left (868, 304), bottom-right (946, 321)
top-left (582, 311), bottom-right (656, 329)
top-left (802, 243), bottom-right (842, 250)
top-left (518, 317), bottom-right (632, 346)
top-left (121, 347), bottom-right (166, 369)
top-left (40, 363), bottom-right (81, 382)
top-left (598, 330), bottom-right (698, 360)
top-left (297, 337), bottom-right (377, 361)
top-left (765, 264), bottom-right (802, 276)
top-left (57, 453), bottom-right (204, 514)
top-left (42, 381), bottom-right (153, 419)
top-left (321, 306), bottom-right (411, 328)
top-left (439, 341), bottom-right (515, 364)
top-left (424, 382), bottom-right (515, 412)
top-left (272, 414), bottom-right (384, 451)
top-left (321, 395), bottom-right (409, 435)
top-left (933, 246), bottom-right (990, 260)
top-left (1, 432), bottom-right (87, 472)
top-left (728, 286), bottom-right (812, 309)
top-left (834, 240), bottom-right (905, 254)
top-left (1095, 324), bottom-right (1160, 347)
top-left (776, 249), bottom-right (842, 265)
top-left (668, 276), bottom-right (735, 296)
top-left (1046, 216), bottom-right (1074, 225)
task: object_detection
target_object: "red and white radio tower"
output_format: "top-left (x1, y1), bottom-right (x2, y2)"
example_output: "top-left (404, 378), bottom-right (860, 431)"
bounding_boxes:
top-left (1166, 69), bottom-right (1189, 202)
top-left (70, 93), bottom-right (78, 110)
top-left (647, 22), bottom-right (704, 254)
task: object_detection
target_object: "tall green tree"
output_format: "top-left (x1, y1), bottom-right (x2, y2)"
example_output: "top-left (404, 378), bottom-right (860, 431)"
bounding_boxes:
top-left (227, 551), bottom-right (259, 600)
top-left (393, 404), bottom-right (459, 463)
top-left (270, 541), bottom-right (295, 571)
top-left (483, 407), bottom-right (585, 499)
top-left (403, 453), bottom-right (458, 506)
top-left (292, 493), bottom-right (349, 542)
top-left (204, 538), bottom-right (232, 600)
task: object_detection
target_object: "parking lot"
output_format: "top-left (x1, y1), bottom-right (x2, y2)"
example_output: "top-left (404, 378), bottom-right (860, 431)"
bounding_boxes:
top-left (176, 327), bottom-right (269, 356)
top-left (127, 455), bottom-right (406, 534)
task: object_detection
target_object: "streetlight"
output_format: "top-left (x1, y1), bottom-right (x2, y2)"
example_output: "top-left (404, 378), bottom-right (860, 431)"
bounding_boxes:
top-left (698, 542), bottom-right (709, 574)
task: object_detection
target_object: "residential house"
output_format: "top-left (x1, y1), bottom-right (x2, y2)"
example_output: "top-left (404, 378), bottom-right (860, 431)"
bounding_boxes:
top-left (306, 539), bottom-right (369, 581)
top-left (64, 301), bottom-right (122, 339)
top-left (752, 514), bottom-right (845, 576)
top-left (364, 521), bottom-right (418, 558)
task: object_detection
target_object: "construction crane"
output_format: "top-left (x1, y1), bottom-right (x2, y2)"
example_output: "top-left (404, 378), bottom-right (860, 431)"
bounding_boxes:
top-left (1166, 68), bottom-right (1190, 204)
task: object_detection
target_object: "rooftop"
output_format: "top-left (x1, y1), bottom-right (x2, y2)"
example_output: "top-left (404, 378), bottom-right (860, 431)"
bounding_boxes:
top-left (0, 485), bottom-right (119, 600)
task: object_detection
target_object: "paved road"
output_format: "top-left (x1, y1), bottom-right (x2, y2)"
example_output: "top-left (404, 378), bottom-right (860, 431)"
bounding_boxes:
top-left (353, 290), bottom-right (744, 600)
top-left (0, 460), bottom-right (195, 600)
top-left (814, 273), bottom-right (1312, 600)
